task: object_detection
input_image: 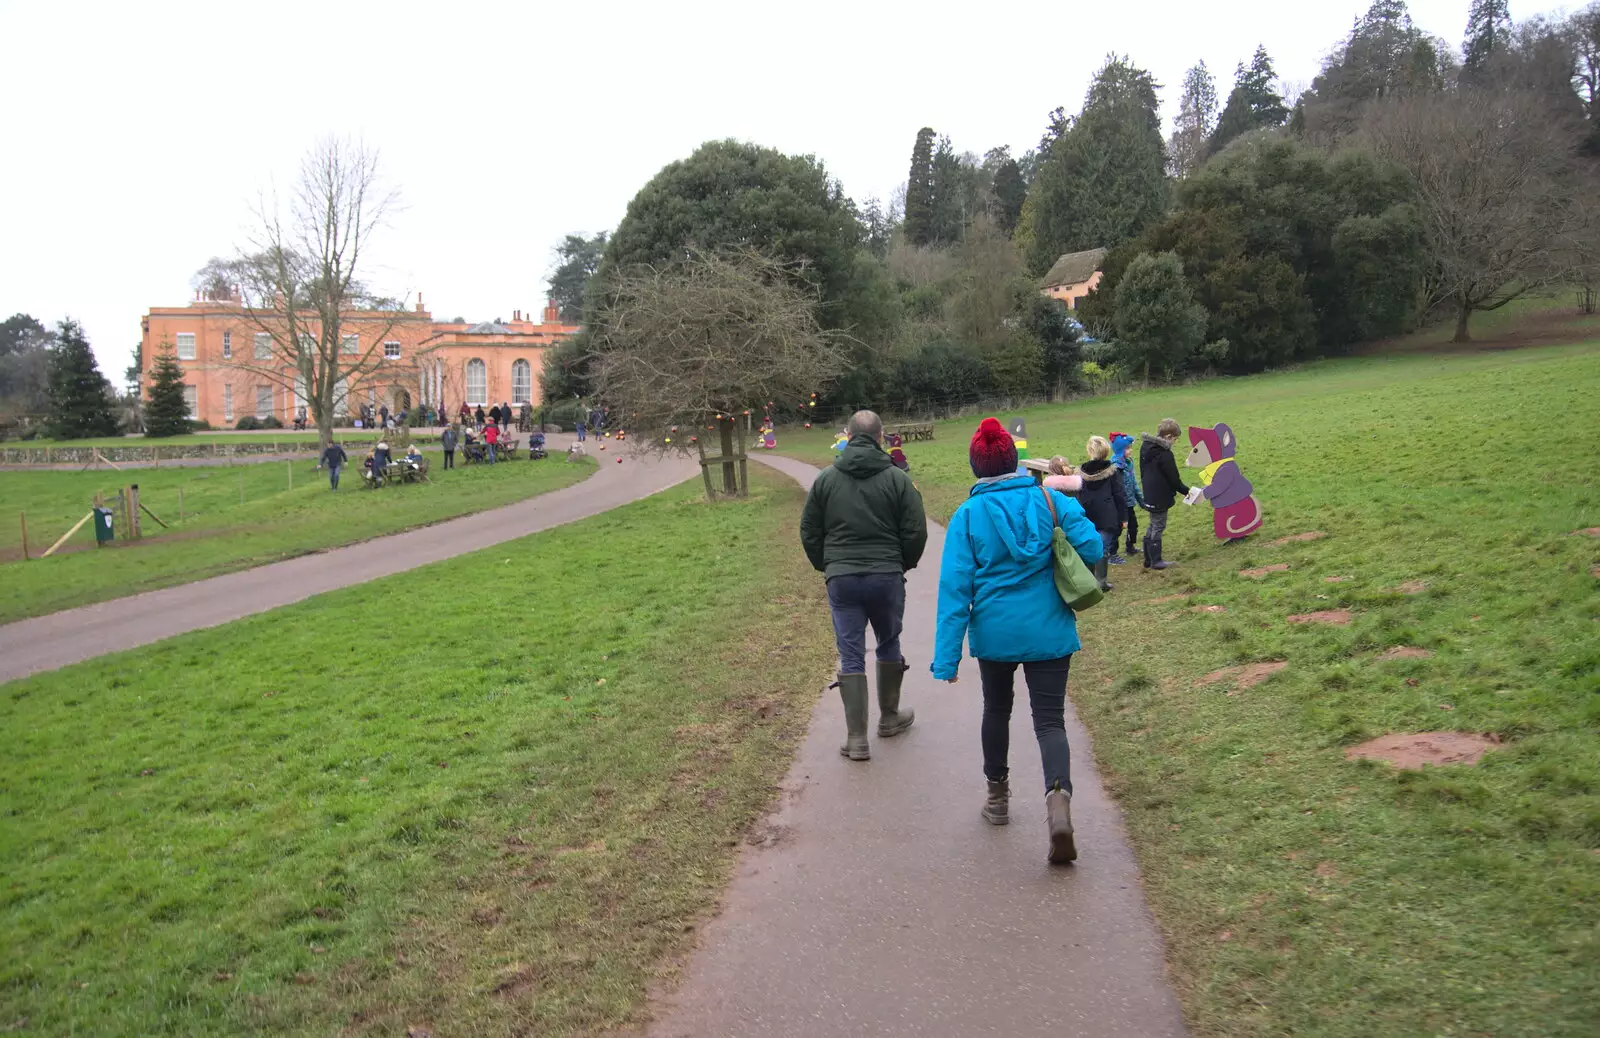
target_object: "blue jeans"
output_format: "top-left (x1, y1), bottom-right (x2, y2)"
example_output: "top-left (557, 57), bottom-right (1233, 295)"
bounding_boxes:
top-left (328, 464), bottom-right (341, 490)
top-left (488, 443), bottom-right (497, 463)
top-left (825, 572), bottom-right (905, 674)
top-left (576, 423), bottom-right (586, 442)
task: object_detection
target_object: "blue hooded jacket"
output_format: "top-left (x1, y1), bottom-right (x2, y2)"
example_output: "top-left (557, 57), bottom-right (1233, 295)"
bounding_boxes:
top-left (932, 474), bottom-right (1104, 680)
top-left (1112, 433), bottom-right (1146, 510)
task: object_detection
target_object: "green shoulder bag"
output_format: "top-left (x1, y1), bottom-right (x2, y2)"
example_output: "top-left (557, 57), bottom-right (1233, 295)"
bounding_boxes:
top-left (1040, 486), bottom-right (1104, 612)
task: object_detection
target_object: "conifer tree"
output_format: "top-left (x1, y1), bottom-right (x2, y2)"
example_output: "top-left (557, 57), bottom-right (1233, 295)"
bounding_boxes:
top-left (1169, 61), bottom-right (1220, 177)
top-left (1210, 46), bottom-right (1290, 153)
top-left (143, 346), bottom-right (192, 437)
top-left (1462, 0), bottom-right (1513, 78)
top-left (904, 128), bottom-right (938, 246)
top-left (43, 319), bottom-right (120, 440)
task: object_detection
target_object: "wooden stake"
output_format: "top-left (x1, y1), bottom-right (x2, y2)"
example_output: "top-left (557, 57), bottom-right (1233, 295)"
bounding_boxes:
top-left (239, 472), bottom-right (245, 505)
top-left (139, 501), bottom-right (169, 529)
top-left (128, 485), bottom-right (142, 539)
top-left (43, 511), bottom-right (93, 557)
top-left (177, 487), bottom-right (183, 524)
top-left (19, 511), bottom-right (29, 561)
top-left (288, 460), bottom-right (293, 490)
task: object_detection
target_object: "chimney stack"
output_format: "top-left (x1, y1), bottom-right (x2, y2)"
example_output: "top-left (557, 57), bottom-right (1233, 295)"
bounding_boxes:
top-left (543, 299), bottom-right (559, 323)
top-left (415, 292), bottom-right (425, 314)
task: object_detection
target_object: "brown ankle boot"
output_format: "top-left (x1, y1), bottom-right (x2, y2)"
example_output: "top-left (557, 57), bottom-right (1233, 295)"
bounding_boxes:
top-left (982, 779), bottom-right (1010, 825)
top-left (1045, 787), bottom-right (1076, 863)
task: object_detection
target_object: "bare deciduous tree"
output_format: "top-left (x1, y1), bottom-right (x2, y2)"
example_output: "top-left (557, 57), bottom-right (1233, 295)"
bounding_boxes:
top-left (1362, 88), bottom-right (1583, 341)
top-left (212, 137), bottom-right (402, 446)
top-left (590, 249), bottom-right (847, 486)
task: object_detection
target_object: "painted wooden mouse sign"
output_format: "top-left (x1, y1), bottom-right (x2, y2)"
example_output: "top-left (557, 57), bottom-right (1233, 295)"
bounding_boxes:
top-left (1185, 423), bottom-right (1263, 540)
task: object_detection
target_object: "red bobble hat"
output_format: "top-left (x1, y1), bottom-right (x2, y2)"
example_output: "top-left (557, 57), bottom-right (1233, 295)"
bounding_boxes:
top-left (969, 417), bottom-right (1018, 478)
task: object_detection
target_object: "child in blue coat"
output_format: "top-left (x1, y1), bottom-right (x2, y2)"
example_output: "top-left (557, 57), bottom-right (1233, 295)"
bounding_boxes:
top-left (933, 418), bottom-right (1103, 864)
top-left (1109, 432), bottom-right (1146, 564)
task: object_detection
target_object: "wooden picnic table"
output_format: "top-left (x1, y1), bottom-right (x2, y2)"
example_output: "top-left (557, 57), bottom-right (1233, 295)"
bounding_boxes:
top-left (887, 421), bottom-right (936, 442)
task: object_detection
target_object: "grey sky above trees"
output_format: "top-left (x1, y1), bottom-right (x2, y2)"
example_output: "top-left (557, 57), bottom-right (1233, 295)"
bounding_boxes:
top-left (0, 0), bottom-right (1579, 379)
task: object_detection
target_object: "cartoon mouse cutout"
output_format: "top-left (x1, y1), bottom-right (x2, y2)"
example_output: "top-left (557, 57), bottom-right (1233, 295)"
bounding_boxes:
top-left (1185, 423), bottom-right (1263, 540)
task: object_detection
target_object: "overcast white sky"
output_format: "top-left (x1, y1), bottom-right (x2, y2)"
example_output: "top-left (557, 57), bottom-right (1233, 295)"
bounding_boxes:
top-left (0, 0), bottom-right (1564, 378)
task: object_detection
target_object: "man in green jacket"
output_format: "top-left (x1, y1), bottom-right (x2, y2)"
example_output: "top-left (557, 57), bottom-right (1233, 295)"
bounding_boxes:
top-left (800, 410), bottom-right (929, 762)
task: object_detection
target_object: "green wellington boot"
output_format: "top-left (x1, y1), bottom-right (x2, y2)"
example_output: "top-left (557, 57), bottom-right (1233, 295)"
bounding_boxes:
top-left (837, 673), bottom-right (871, 761)
top-left (876, 659), bottom-right (915, 737)
top-left (1045, 786), bottom-right (1077, 864)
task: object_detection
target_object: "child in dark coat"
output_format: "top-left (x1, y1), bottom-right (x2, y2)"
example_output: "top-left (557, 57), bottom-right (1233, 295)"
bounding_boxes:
top-left (1076, 435), bottom-right (1127, 591)
top-left (1139, 417), bottom-right (1191, 570)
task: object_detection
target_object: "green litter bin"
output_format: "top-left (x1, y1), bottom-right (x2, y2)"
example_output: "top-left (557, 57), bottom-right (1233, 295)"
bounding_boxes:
top-left (93, 506), bottom-right (115, 544)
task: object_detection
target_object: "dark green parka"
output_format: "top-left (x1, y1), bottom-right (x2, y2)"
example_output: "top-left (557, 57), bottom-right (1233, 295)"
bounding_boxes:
top-left (800, 435), bottom-right (928, 579)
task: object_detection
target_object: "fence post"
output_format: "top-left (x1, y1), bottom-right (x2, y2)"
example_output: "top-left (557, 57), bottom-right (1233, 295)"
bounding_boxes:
top-left (19, 511), bottom-right (28, 561)
top-left (287, 460), bottom-right (293, 490)
top-left (239, 472), bottom-right (244, 505)
top-left (177, 487), bottom-right (183, 524)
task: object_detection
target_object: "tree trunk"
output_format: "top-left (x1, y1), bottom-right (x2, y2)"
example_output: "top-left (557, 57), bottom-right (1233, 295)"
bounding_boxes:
top-left (720, 418), bottom-right (736, 495)
top-left (1453, 298), bottom-right (1473, 343)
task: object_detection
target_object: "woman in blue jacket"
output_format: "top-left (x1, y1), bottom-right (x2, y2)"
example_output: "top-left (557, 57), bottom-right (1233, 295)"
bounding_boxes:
top-left (933, 418), bottom-right (1104, 864)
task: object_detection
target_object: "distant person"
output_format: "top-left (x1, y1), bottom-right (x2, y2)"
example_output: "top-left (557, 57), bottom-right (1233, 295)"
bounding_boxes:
top-left (484, 420), bottom-right (499, 463)
top-left (474, 405), bottom-right (486, 431)
top-left (932, 417), bottom-right (1103, 864)
top-left (379, 404), bottom-right (390, 429)
top-left (489, 403), bottom-right (502, 428)
top-left (440, 424), bottom-right (458, 469)
top-left (372, 439), bottom-right (391, 486)
top-left (1139, 418), bottom-right (1190, 570)
top-left (500, 402), bottom-right (512, 431)
top-left (458, 402), bottom-right (471, 426)
top-left (321, 440), bottom-right (348, 491)
top-left (799, 410), bottom-right (928, 762)
top-left (520, 402), bottom-right (532, 431)
top-left (1076, 436), bottom-right (1127, 592)
top-left (1043, 456), bottom-right (1081, 495)
top-left (1109, 433), bottom-right (1146, 564)
top-left (575, 410), bottom-right (587, 442)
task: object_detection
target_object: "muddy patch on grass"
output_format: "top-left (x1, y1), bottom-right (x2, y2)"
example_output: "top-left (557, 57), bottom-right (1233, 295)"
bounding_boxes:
top-left (1345, 732), bottom-right (1498, 769)
top-left (1269, 531), bottom-right (1326, 546)
top-left (1195, 661), bottom-right (1288, 690)
top-left (1323, 575), bottom-right (1353, 583)
top-left (1189, 604), bottom-right (1227, 613)
top-left (1389, 580), bottom-right (1428, 595)
top-left (1575, 527), bottom-right (1600, 537)
top-left (1378, 646), bottom-right (1433, 660)
top-left (1240, 563), bottom-right (1290, 579)
top-left (1287, 609), bottom-right (1352, 625)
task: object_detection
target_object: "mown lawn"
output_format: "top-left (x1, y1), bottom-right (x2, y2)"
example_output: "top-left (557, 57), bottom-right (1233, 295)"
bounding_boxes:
top-left (0, 451), bottom-right (592, 623)
top-left (0, 468), bottom-right (835, 1036)
top-left (788, 341), bottom-right (1600, 1036)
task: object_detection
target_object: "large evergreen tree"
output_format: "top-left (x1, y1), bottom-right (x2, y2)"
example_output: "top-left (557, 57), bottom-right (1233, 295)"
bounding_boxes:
top-left (904, 128), bottom-right (938, 246)
top-left (1210, 46), bottom-right (1290, 153)
top-left (1113, 251), bottom-right (1208, 382)
top-left (44, 319), bottom-right (119, 440)
top-left (1297, 0), bottom-right (1454, 140)
top-left (546, 232), bottom-right (608, 322)
top-left (1026, 55), bottom-right (1169, 273)
top-left (1168, 61), bottom-right (1220, 177)
top-left (1462, 0), bottom-right (1514, 78)
top-left (143, 347), bottom-right (191, 437)
top-left (991, 158), bottom-right (1027, 234)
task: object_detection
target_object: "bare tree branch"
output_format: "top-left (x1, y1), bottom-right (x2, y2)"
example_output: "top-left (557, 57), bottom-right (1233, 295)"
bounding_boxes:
top-left (590, 249), bottom-right (849, 455)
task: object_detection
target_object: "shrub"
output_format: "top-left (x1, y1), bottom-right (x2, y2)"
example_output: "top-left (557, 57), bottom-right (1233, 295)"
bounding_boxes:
top-left (234, 416), bottom-right (260, 431)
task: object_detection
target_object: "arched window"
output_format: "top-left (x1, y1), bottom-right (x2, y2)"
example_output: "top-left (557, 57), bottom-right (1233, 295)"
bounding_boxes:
top-left (512, 359), bottom-right (532, 404)
top-left (466, 358), bottom-right (486, 405)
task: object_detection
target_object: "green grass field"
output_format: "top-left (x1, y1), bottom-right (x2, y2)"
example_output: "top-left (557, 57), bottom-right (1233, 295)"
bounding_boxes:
top-left (786, 341), bottom-right (1600, 1036)
top-left (0, 469), bottom-right (835, 1036)
top-left (0, 451), bottom-right (593, 623)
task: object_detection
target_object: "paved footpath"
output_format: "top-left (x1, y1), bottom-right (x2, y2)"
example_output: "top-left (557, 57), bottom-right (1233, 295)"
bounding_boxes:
top-left (0, 442), bottom-right (697, 683)
top-left (647, 454), bottom-right (1188, 1038)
